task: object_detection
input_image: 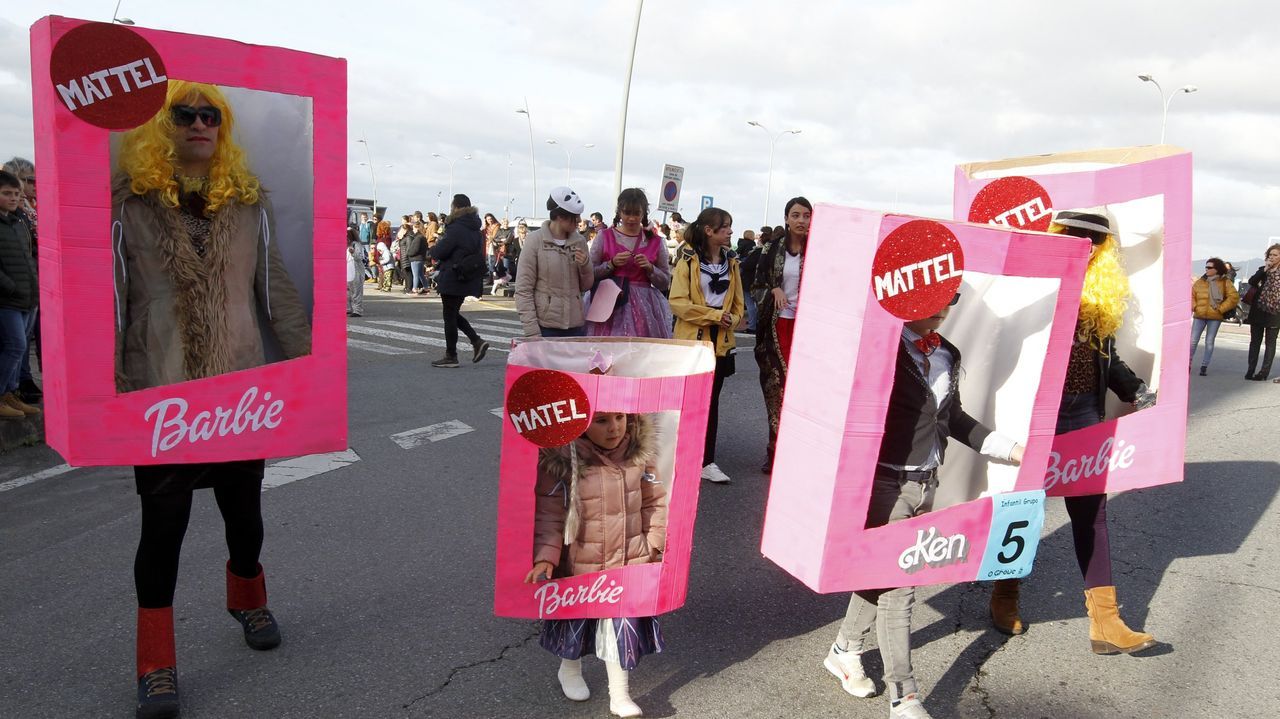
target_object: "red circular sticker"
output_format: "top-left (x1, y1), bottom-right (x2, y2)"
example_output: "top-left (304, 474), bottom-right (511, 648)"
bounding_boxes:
top-left (871, 220), bottom-right (965, 321)
top-left (967, 176), bottom-right (1054, 232)
top-left (505, 370), bottom-right (592, 448)
top-left (49, 22), bottom-right (169, 130)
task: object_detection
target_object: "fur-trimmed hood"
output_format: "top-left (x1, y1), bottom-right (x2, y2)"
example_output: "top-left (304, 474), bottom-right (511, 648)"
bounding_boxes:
top-left (537, 413), bottom-right (657, 482)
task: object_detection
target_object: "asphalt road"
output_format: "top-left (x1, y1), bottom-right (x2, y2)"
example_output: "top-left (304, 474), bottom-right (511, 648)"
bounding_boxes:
top-left (1, 289), bottom-right (1277, 719)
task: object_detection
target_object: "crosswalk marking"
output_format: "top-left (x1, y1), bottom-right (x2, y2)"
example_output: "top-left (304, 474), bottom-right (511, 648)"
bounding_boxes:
top-left (261, 449), bottom-right (362, 491)
top-left (369, 319), bottom-right (521, 339)
top-left (347, 338), bottom-right (420, 355)
top-left (348, 325), bottom-right (454, 351)
top-left (391, 420), bottom-right (475, 450)
top-left (489, 407), bottom-right (504, 418)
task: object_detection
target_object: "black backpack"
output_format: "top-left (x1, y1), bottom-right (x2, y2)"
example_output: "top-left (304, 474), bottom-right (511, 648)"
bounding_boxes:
top-left (452, 251), bottom-right (488, 282)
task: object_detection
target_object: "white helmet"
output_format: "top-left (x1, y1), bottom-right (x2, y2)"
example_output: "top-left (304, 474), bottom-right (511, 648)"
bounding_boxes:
top-left (547, 186), bottom-right (585, 215)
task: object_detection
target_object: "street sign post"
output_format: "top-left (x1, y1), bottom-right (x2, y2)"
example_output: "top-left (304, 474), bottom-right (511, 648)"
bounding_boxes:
top-left (701, 195), bottom-right (713, 210)
top-left (658, 163), bottom-right (684, 214)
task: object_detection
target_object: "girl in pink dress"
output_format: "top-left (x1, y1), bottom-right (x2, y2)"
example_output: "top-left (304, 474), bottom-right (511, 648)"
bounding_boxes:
top-left (586, 188), bottom-right (673, 338)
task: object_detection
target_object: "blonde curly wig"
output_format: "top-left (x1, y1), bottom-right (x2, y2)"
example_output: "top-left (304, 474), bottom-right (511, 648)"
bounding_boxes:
top-left (116, 81), bottom-right (260, 214)
top-left (1050, 224), bottom-right (1130, 348)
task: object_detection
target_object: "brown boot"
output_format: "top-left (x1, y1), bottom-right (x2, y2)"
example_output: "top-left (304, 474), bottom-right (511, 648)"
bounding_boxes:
top-left (1084, 585), bottom-right (1156, 654)
top-left (989, 578), bottom-right (1025, 635)
top-left (0, 400), bottom-right (22, 419)
top-left (2, 391), bottom-right (40, 416)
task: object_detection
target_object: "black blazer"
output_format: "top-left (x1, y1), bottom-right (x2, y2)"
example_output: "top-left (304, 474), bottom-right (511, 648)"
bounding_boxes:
top-left (877, 336), bottom-right (993, 467)
top-left (1081, 336), bottom-right (1146, 419)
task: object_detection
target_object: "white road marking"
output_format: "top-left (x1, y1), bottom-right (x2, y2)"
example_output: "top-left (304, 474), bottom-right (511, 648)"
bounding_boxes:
top-left (350, 322), bottom-right (514, 353)
top-left (369, 319), bottom-right (520, 337)
top-left (391, 420), bottom-right (475, 450)
top-left (0, 463), bottom-right (75, 494)
top-left (347, 338), bottom-right (420, 355)
top-left (261, 449), bottom-right (362, 491)
top-left (467, 316), bottom-right (524, 328)
top-left (490, 407), bottom-right (504, 418)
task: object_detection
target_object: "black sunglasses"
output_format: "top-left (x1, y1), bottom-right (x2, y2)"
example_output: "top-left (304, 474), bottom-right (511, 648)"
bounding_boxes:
top-left (170, 105), bottom-right (222, 128)
top-left (1060, 226), bottom-right (1108, 246)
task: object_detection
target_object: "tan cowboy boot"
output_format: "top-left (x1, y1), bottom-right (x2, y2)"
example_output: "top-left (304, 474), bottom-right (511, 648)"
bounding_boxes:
top-left (989, 578), bottom-right (1025, 635)
top-left (1084, 585), bottom-right (1156, 654)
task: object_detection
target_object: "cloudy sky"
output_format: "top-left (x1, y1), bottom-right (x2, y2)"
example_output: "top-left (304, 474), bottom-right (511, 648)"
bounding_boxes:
top-left (3, 1), bottom-right (1277, 259)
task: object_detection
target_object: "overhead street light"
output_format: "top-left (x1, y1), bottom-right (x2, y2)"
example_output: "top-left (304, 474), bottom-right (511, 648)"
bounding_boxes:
top-left (546, 140), bottom-right (595, 186)
top-left (747, 121), bottom-right (801, 226)
top-left (112, 0), bottom-right (135, 24)
top-left (1137, 73), bottom-right (1198, 144)
top-left (432, 152), bottom-right (472, 199)
top-left (517, 100), bottom-right (537, 216)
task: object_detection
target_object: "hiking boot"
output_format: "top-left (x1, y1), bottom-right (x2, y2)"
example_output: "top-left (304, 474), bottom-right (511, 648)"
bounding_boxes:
top-left (2, 392), bottom-right (40, 416)
top-left (228, 608), bottom-right (282, 650)
top-left (136, 667), bottom-right (180, 719)
top-left (0, 402), bottom-right (22, 420)
top-left (472, 340), bottom-right (490, 363)
top-left (432, 355), bottom-right (460, 368)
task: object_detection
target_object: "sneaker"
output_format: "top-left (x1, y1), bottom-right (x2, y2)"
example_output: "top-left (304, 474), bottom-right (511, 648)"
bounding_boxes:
top-left (701, 462), bottom-right (732, 484)
top-left (889, 694), bottom-right (932, 718)
top-left (1199, 366), bottom-right (1207, 376)
top-left (136, 667), bottom-right (180, 719)
top-left (823, 644), bottom-right (875, 698)
top-left (472, 340), bottom-right (490, 363)
top-left (432, 355), bottom-right (460, 368)
top-left (228, 607), bottom-right (281, 650)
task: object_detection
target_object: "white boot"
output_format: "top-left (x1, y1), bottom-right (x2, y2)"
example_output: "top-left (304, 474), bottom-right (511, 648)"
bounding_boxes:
top-left (604, 658), bottom-right (642, 717)
top-left (556, 658), bottom-right (590, 701)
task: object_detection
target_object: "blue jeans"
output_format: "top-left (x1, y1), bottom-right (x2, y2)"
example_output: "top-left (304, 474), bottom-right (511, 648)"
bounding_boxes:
top-left (1190, 317), bottom-right (1221, 367)
top-left (410, 260), bottom-right (425, 292)
top-left (540, 325), bottom-right (586, 338)
top-left (743, 291), bottom-right (758, 332)
top-left (0, 308), bottom-right (30, 393)
top-left (18, 306), bottom-right (36, 383)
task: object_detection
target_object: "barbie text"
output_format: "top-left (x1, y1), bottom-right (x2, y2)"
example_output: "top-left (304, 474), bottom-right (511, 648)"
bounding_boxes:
top-left (144, 386), bottom-right (285, 457)
top-left (1043, 437), bottom-right (1136, 491)
top-left (534, 574), bottom-right (625, 618)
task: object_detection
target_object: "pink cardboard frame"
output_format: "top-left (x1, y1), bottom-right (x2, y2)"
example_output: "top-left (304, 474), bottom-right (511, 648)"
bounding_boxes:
top-left (760, 206), bottom-right (1091, 593)
top-left (30, 17), bottom-right (348, 465)
top-left (953, 146), bottom-right (1192, 497)
top-left (493, 338), bottom-right (715, 620)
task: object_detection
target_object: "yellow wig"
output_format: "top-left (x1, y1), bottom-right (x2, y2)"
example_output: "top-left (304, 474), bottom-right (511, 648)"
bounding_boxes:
top-left (116, 80), bottom-right (260, 214)
top-left (1050, 224), bottom-right (1129, 347)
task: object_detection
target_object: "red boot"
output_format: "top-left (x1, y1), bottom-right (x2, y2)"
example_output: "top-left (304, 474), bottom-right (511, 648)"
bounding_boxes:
top-left (136, 607), bottom-right (180, 718)
top-left (226, 562), bottom-right (281, 650)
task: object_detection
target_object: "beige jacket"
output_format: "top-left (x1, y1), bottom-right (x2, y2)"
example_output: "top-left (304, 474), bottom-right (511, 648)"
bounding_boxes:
top-left (513, 223), bottom-right (594, 336)
top-left (112, 179), bottom-right (312, 392)
top-left (533, 415), bottom-right (667, 576)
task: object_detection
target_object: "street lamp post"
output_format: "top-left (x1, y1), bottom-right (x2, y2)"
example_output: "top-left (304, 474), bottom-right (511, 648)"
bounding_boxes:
top-left (1137, 74), bottom-right (1198, 144)
top-left (546, 140), bottom-right (595, 186)
top-left (504, 154), bottom-right (512, 222)
top-left (613, 0), bottom-right (644, 197)
top-left (356, 137), bottom-right (378, 218)
top-left (111, 0), bottom-right (135, 24)
top-left (431, 152), bottom-right (471, 199)
top-left (747, 121), bottom-right (801, 226)
top-left (516, 99), bottom-right (537, 216)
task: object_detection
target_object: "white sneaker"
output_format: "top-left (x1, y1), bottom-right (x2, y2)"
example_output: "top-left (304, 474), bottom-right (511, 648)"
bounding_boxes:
top-left (889, 694), bottom-right (932, 718)
top-left (701, 462), bottom-right (732, 484)
top-left (824, 643), bottom-right (875, 698)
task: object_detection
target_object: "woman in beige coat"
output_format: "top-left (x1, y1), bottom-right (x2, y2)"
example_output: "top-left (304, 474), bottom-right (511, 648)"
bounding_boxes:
top-left (526, 412), bottom-right (666, 718)
top-left (514, 187), bottom-right (594, 337)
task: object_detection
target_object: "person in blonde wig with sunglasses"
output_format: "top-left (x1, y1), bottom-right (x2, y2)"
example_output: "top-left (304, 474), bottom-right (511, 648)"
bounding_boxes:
top-left (113, 80), bottom-right (311, 719)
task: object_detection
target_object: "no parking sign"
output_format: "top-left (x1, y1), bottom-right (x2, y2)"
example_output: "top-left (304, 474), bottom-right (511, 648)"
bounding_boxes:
top-left (658, 163), bottom-right (683, 213)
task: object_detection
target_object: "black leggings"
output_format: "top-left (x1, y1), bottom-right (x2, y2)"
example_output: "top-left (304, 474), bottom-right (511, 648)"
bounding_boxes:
top-left (703, 352), bottom-right (734, 466)
top-left (1064, 494), bottom-right (1112, 589)
top-left (440, 293), bottom-right (480, 356)
top-left (134, 481), bottom-right (265, 608)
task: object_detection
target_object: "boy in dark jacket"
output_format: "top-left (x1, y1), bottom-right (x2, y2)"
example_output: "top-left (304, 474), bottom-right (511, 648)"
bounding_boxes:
top-left (824, 293), bottom-right (1022, 719)
top-left (0, 170), bottom-right (40, 419)
top-left (429, 194), bottom-right (490, 367)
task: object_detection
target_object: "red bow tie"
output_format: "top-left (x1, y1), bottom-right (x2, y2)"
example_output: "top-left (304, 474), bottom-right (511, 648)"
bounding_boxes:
top-left (914, 332), bottom-right (941, 354)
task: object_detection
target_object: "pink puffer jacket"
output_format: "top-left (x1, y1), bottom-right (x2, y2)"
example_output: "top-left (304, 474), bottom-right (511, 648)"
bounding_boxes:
top-left (533, 415), bottom-right (667, 576)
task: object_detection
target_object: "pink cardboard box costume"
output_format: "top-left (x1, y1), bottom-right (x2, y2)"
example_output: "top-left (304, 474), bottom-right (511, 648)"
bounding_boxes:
top-left (493, 338), bottom-right (715, 620)
top-left (954, 146), bottom-right (1192, 497)
top-left (760, 206), bottom-right (1092, 593)
top-left (30, 17), bottom-right (347, 465)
